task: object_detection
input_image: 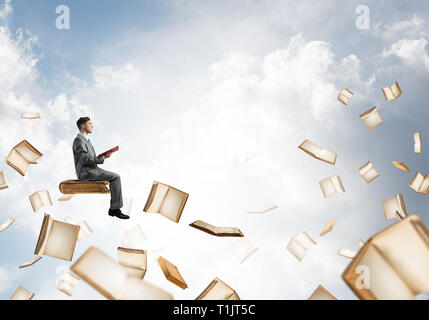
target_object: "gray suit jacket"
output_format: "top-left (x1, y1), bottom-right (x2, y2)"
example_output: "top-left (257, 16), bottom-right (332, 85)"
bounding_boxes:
top-left (73, 134), bottom-right (105, 180)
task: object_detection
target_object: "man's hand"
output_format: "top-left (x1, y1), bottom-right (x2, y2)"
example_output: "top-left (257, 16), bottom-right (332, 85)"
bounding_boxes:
top-left (104, 152), bottom-right (112, 159)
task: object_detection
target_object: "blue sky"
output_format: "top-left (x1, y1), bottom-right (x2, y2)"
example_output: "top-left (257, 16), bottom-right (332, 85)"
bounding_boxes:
top-left (1, 0), bottom-right (429, 300)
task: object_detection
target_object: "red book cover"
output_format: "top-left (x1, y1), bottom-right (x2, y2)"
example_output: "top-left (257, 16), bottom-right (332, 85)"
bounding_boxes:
top-left (98, 146), bottom-right (119, 158)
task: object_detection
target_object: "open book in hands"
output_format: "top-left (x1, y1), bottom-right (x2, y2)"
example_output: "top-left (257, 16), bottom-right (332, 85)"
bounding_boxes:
top-left (98, 146), bottom-right (119, 158)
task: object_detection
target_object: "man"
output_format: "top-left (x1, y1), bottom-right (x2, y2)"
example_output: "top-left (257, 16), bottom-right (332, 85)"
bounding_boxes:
top-left (73, 117), bottom-right (129, 219)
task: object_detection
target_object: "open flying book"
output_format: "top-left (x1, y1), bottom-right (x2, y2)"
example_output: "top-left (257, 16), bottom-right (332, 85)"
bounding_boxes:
top-left (0, 217), bottom-right (15, 232)
top-left (10, 286), bottom-right (34, 300)
top-left (6, 140), bottom-right (42, 176)
top-left (247, 204), bottom-right (278, 214)
top-left (307, 285), bottom-right (337, 300)
top-left (320, 218), bottom-right (337, 236)
top-left (21, 112), bottom-right (40, 119)
top-left (358, 161), bottom-right (379, 184)
top-left (409, 172), bottom-right (429, 195)
top-left (71, 246), bottom-right (173, 300)
top-left (64, 217), bottom-right (93, 241)
top-left (29, 190), bottom-right (53, 212)
top-left (196, 278), bottom-right (240, 300)
top-left (57, 272), bottom-right (80, 297)
top-left (117, 247), bottom-right (147, 280)
top-left (381, 193), bottom-right (407, 221)
top-left (158, 256), bottom-right (188, 289)
top-left (231, 238), bottom-right (258, 264)
top-left (98, 146), bottom-right (119, 158)
top-left (414, 132), bottom-right (422, 153)
top-left (342, 214), bottom-right (429, 300)
top-left (319, 175), bottom-right (345, 198)
top-left (19, 256), bottom-right (42, 269)
top-left (338, 248), bottom-right (357, 259)
top-left (392, 161), bottom-right (410, 172)
top-left (34, 214), bottom-right (80, 261)
top-left (0, 171), bottom-right (8, 190)
top-left (337, 88), bottom-right (354, 105)
top-left (287, 231), bottom-right (316, 261)
top-left (359, 107), bottom-right (383, 130)
top-left (189, 220), bottom-right (244, 237)
top-left (58, 194), bottom-right (75, 202)
top-left (298, 139), bottom-right (337, 165)
top-left (382, 81), bottom-right (402, 101)
top-left (143, 181), bottom-right (189, 223)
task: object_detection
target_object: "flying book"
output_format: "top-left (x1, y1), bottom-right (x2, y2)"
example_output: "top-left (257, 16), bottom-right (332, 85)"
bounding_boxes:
top-left (0, 217), bottom-right (15, 232)
top-left (338, 248), bottom-right (357, 259)
top-left (58, 194), bottom-right (75, 202)
top-left (298, 139), bottom-right (337, 165)
top-left (381, 193), bottom-right (407, 221)
top-left (307, 285), bottom-right (337, 300)
top-left (121, 225), bottom-right (147, 249)
top-left (414, 132), bottom-right (422, 153)
top-left (57, 271), bottom-right (80, 297)
top-left (342, 214), bottom-right (429, 300)
top-left (29, 190), bottom-right (53, 212)
top-left (10, 286), bottom-right (34, 300)
top-left (64, 217), bottom-right (93, 241)
top-left (196, 278), bottom-right (240, 300)
top-left (21, 112), bottom-right (40, 119)
top-left (98, 146), bottom-right (119, 158)
top-left (143, 181), bottom-right (189, 223)
top-left (19, 256), bottom-right (42, 269)
top-left (6, 140), bottom-right (43, 176)
top-left (71, 246), bottom-right (173, 300)
top-left (247, 204), bottom-right (278, 214)
top-left (359, 107), bottom-right (383, 130)
top-left (320, 218), bottom-right (337, 236)
top-left (392, 161), bottom-right (410, 172)
top-left (189, 220), bottom-right (244, 237)
top-left (231, 238), bottom-right (258, 264)
top-left (382, 81), bottom-right (402, 101)
top-left (287, 231), bottom-right (316, 261)
top-left (409, 172), bottom-right (429, 195)
top-left (319, 175), bottom-right (345, 198)
top-left (337, 88), bottom-right (354, 105)
top-left (0, 171), bottom-right (8, 190)
top-left (34, 213), bottom-right (80, 261)
top-left (358, 161), bottom-right (379, 184)
top-left (117, 247), bottom-right (147, 280)
top-left (158, 256), bottom-right (188, 289)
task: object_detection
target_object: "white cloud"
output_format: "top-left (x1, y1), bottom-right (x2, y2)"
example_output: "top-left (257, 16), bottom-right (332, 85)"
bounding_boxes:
top-left (374, 15), bottom-right (425, 40)
top-left (0, 267), bottom-right (10, 293)
top-left (0, 0), bottom-right (12, 23)
top-left (91, 63), bottom-right (143, 92)
top-left (381, 38), bottom-right (429, 70)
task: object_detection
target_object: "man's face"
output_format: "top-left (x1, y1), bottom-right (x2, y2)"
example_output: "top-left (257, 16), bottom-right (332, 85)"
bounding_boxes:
top-left (82, 120), bottom-right (93, 134)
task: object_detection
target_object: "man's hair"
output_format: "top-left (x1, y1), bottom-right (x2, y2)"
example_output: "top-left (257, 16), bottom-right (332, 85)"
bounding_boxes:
top-left (76, 117), bottom-right (90, 130)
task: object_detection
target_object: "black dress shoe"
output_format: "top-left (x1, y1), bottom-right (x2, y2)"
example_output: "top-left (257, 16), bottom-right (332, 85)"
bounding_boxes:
top-left (108, 209), bottom-right (130, 219)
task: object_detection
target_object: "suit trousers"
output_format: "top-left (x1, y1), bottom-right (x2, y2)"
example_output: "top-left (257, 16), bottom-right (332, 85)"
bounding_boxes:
top-left (82, 167), bottom-right (123, 210)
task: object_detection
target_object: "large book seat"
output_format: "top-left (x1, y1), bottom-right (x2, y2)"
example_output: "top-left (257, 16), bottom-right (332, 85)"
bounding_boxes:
top-left (59, 180), bottom-right (110, 194)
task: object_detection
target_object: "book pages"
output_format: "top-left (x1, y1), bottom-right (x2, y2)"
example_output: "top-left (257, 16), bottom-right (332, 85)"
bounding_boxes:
top-left (0, 171), bottom-right (8, 190)
top-left (58, 194), bottom-right (75, 202)
top-left (342, 214), bottom-right (429, 300)
top-left (231, 238), bottom-right (258, 264)
top-left (29, 190), bottom-right (53, 212)
top-left (382, 81), bottom-right (402, 101)
top-left (247, 204), bottom-right (278, 214)
top-left (319, 175), bottom-right (345, 198)
top-left (381, 193), bottom-right (407, 221)
top-left (287, 231), bottom-right (316, 261)
top-left (6, 140), bottom-right (42, 176)
top-left (189, 220), bottom-right (244, 237)
top-left (0, 217), bottom-right (15, 232)
top-left (64, 217), bottom-right (93, 241)
top-left (338, 248), bottom-right (357, 259)
top-left (392, 161), bottom-right (410, 172)
top-left (409, 172), bottom-right (429, 194)
top-left (57, 271), bottom-right (80, 296)
top-left (307, 285), bottom-right (337, 300)
top-left (71, 246), bottom-right (173, 300)
top-left (360, 107), bottom-right (383, 130)
top-left (21, 112), bottom-right (40, 119)
top-left (10, 286), bottom-right (34, 300)
top-left (157, 256), bottom-right (188, 289)
top-left (320, 218), bottom-right (337, 236)
top-left (414, 132), bottom-right (422, 153)
top-left (19, 256), bottom-right (42, 269)
top-left (196, 278), bottom-right (240, 300)
top-left (117, 247), bottom-right (147, 280)
top-left (337, 88), bottom-right (354, 105)
top-left (298, 139), bottom-right (337, 165)
top-left (358, 161), bottom-right (379, 183)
